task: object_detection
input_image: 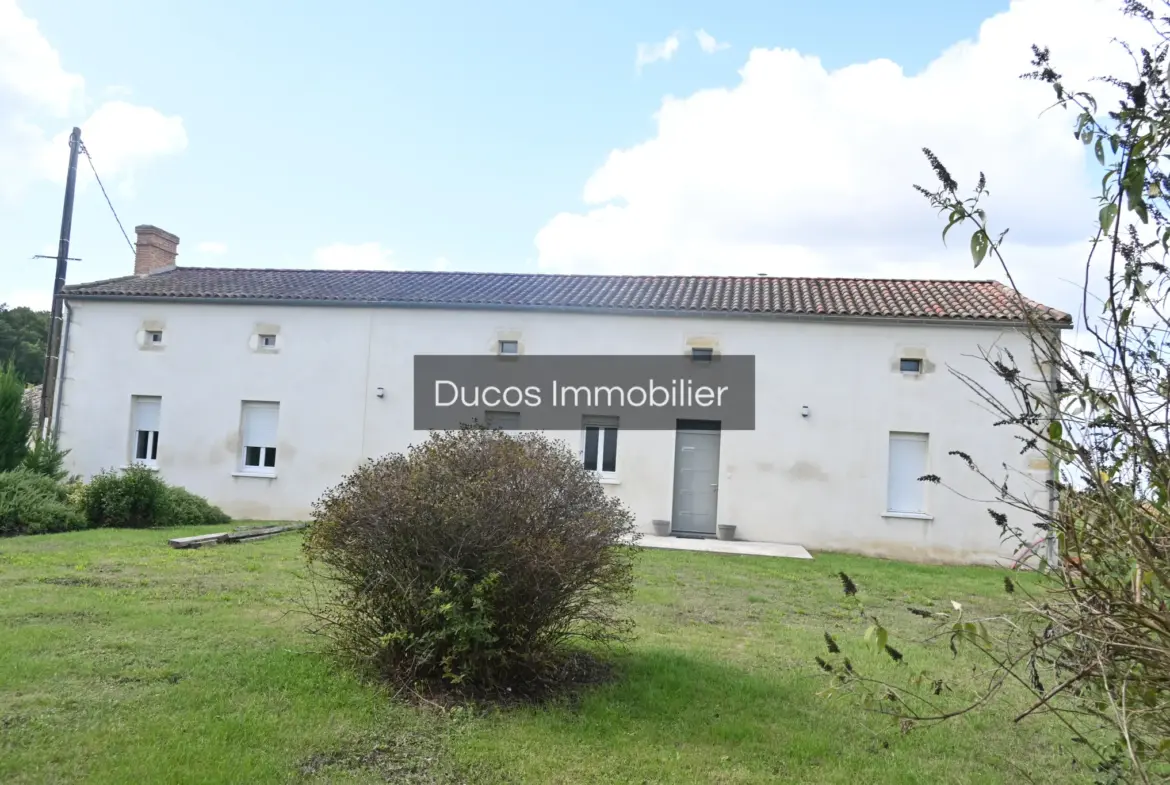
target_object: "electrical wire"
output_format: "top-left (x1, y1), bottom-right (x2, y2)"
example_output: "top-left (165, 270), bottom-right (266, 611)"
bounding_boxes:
top-left (79, 142), bottom-right (136, 256)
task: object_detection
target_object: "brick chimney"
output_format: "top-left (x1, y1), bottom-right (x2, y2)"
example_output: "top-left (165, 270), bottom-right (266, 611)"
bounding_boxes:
top-left (134, 225), bottom-right (179, 276)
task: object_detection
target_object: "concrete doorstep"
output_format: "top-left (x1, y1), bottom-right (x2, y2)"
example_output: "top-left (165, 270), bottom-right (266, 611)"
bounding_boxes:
top-left (626, 534), bottom-right (813, 560)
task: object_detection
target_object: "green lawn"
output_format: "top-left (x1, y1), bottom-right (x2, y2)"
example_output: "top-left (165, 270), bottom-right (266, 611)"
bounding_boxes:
top-left (0, 527), bottom-right (1085, 784)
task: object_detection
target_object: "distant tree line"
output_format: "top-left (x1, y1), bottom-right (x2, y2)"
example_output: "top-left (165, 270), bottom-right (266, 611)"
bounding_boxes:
top-left (0, 305), bottom-right (49, 387)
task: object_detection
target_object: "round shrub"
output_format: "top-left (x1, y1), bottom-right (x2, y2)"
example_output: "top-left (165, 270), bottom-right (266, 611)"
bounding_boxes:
top-left (83, 467), bottom-right (228, 528)
top-left (83, 465), bottom-right (170, 528)
top-left (304, 426), bottom-right (639, 693)
top-left (165, 486), bottom-right (230, 527)
top-left (64, 477), bottom-right (86, 511)
top-left (0, 468), bottom-right (86, 536)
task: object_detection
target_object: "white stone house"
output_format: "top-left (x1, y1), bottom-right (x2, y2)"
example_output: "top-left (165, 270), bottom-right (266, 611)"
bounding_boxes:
top-left (51, 225), bottom-right (1071, 564)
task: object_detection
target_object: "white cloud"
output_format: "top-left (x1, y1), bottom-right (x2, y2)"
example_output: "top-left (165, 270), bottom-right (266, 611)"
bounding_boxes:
top-left (636, 33), bottom-right (681, 71)
top-left (73, 101), bottom-right (186, 177)
top-left (306, 243), bottom-right (457, 272)
top-left (542, 0), bottom-right (1154, 323)
top-left (312, 242), bottom-right (397, 270)
top-left (0, 0), bottom-right (186, 201)
top-left (0, 1), bottom-right (82, 116)
top-left (196, 241), bottom-right (228, 255)
top-left (695, 29), bottom-right (729, 54)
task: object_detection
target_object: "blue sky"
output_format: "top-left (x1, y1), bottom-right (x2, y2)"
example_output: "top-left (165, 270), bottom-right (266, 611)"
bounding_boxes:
top-left (0, 0), bottom-right (1139, 317)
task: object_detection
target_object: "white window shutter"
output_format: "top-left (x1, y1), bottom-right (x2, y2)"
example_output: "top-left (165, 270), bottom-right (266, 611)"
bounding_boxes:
top-left (582, 415), bottom-right (619, 429)
top-left (484, 411), bottom-right (520, 430)
top-left (133, 397), bottom-right (161, 431)
top-left (242, 402), bottom-right (279, 447)
top-left (887, 432), bottom-right (928, 513)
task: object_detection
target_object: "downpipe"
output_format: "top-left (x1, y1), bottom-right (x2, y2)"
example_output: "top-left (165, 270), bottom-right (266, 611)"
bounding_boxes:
top-left (50, 301), bottom-right (73, 443)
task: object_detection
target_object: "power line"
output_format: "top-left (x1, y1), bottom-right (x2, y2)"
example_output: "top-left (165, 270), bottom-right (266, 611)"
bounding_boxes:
top-left (79, 142), bottom-right (135, 256)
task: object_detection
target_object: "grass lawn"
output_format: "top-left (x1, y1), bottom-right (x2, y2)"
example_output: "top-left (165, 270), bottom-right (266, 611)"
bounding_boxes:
top-left (0, 526), bottom-right (1087, 784)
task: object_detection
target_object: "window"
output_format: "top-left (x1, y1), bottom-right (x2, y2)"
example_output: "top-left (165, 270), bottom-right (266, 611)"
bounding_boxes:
top-left (146, 330), bottom-right (163, 344)
top-left (900, 357), bottom-right (922, 374)
top-left (259, 334), bottom-right (277, 348)
top-left (691, 347), bottom-right (714, 363)
top-left (240, 402), bottom-right (279, 473)
top-left (484, 410), bottom-right (520, 430)
top-left (887, 432), bottom-right (928, 514)
top-left (582, 416), bottom-right (619, 477)
top-left (131, 396), bottom-right (161, 465)
top-left (498, 340), bottom-right (519, 356)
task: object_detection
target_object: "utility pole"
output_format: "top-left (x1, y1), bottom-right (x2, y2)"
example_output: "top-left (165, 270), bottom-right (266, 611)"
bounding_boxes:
top-left (39, 126), bottom-right (82, 439)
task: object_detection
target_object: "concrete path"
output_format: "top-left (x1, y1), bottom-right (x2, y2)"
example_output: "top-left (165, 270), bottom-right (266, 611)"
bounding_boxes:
top-left (633, 534), bottom-right (813, 560)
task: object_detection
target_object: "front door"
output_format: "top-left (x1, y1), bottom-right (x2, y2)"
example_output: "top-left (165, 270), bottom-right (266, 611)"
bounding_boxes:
top-left (671, 420), bottom-right (721, 537)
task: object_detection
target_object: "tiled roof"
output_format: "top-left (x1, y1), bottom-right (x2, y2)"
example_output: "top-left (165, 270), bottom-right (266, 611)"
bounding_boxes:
top-left (63, 268), bottom-right (1072, 325)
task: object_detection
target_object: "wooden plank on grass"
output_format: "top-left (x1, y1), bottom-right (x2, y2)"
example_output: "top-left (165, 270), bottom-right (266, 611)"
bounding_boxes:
top-left (221, 523), bottom-right (307, 541)
top-left (224, 533), bottom-right (280, 544)
top-left (232, 522), bottom-right (306, 533)
top-left (168, 532), bottom-right (231, 549)
top-left (168, 523), bottom-right (307, 548)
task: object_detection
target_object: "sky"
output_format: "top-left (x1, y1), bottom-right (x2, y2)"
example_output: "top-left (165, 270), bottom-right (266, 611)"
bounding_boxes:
top-left (0, 0), bottom-right (1155, 327)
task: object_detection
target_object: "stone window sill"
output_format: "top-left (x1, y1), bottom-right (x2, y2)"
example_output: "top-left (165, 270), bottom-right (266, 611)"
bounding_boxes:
top-left (882, 511), bottom-right (933, 521)
top-left (232, 471), bottom-right (277, 479)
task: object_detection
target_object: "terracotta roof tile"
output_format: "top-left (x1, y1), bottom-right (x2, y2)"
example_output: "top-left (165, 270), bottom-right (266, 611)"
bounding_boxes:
top-left (63, 268), bottom-right (1072, 325)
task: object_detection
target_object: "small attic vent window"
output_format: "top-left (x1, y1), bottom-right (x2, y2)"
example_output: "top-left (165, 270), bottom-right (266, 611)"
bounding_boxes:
top-left (147, 330), bottom-right (163, 344)
top-left (900, 358), bottom-right (922, 374)
top-left (499, 340), bottom-right (519, 355)
top-left (691, 347), bottom-right (714, 363)
top-left (260, 334), bottom-right (276, 348)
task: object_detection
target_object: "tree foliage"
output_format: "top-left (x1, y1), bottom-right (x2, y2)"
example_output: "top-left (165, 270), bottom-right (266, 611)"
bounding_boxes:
top-left (0, 361), bottom-right (32, 472)
top-left (817, 3), bottom-right (1170, 781)
top-left (0, 305), bottom-right (48, 387)
top-left (21, 436), bottom-right (70, 482)
top-left (0, 468), bottom-right (85, 536)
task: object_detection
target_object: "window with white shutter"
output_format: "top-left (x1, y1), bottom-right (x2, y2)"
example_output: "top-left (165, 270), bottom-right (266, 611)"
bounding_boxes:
top-left (131, 396), bottom-right (161, 466)
top-left (582, 415), bottom-right (619, 477)
top-left (887, 432), bottom-right (928, 514)
top-left (484, 410), bottom-right (520, 430)
top-left (240, 401), bottom-right (279, 474)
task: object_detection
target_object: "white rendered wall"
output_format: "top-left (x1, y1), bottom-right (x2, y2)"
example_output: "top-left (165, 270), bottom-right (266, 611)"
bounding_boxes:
top-left (57, 299), bottom-right (1056, 564)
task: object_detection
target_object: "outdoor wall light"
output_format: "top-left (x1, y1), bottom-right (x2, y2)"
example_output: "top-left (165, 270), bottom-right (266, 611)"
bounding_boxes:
top-left (801, 405), bottom-right (810, 417)
top-left (376, 387), bottom-right (385, 398)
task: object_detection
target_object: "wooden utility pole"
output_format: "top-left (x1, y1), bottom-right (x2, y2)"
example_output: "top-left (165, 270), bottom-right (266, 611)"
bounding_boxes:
top-left (39, 126), bottom-right (82, 438)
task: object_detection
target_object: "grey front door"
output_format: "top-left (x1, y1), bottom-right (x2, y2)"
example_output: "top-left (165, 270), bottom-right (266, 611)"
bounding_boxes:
top-left (671, 421), bottom-right (721, 536)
